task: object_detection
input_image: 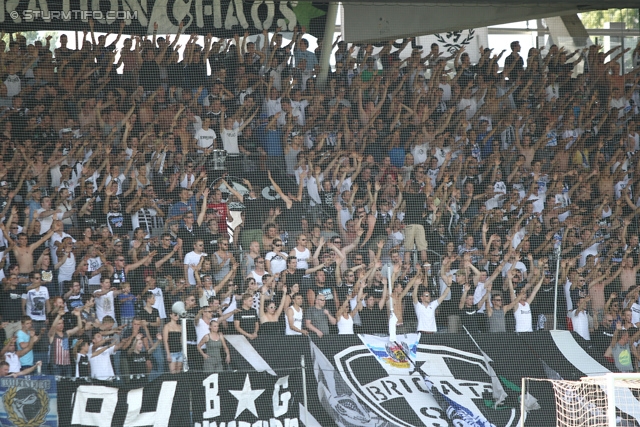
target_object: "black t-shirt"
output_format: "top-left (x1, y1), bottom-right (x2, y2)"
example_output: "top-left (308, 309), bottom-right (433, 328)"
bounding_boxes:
top-left (282, 268), bottom-right (306, 289)
top-left (236, 308), bottom-right (259, 334)
top-left (104, 210), bottom-right (133, 236)
top-left (178, 225), bottom-right (208, 252)
top-left (460, 307), bottom-right (484, 333)
top-left (139, 60), bottom-right (161, 92)
top-left (335, 282), bottom-right (355, 306)
top-left (201, 228), bottom-right (221, 255)
top-left (128, 350), bottom-right (150, 375)
top-left (242, 198), bottom-right (265, 230)
top-left (77, 354), bottom-right (91, 377)
top-left (137, 307), bottom-right (160, 336)
top-left (157, 246), bottom-right (180, 277)
top-left (0, 288), bottom-right (24, 322)
top-left (78, 209), bottom-right (103, 229)
top-left (402, 192), bottom-right (427, 225)
top-left (360, 306), bottom-right (387, 334)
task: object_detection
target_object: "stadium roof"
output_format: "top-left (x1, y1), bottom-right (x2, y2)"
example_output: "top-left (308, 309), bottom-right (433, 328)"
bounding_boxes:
top-left (337, 1), bottom-right (639, 42)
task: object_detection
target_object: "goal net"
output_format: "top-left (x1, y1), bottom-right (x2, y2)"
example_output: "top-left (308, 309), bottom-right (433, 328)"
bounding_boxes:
top-left (548, 374), bottom-right (640, 427)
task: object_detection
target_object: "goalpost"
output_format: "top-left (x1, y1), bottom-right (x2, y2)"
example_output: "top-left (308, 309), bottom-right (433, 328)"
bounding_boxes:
top-left (521, 373), bottom-right (640, 427)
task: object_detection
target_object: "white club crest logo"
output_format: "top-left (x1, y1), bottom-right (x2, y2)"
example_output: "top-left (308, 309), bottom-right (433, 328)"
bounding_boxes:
top-left (3, 387), bottom-right (49, 427)
top-left (435, 29), bottom-right (476, 54)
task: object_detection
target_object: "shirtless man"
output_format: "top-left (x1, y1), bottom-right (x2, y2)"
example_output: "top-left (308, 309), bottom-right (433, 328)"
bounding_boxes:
top-left (390, 266), bottom-right (422, 334)
top-left (619, 253), bottom-right (640, 293)
top-left (588, 264), bottom-right (623, 319)
top-left (8, 226), bottom-right (54, 274)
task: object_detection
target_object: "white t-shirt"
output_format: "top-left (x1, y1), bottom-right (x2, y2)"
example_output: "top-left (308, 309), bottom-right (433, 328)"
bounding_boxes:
top-left (514, 302), bottom-right (533, 332)
top-left (415, 300), bottom-right (440, 332)
top-left (196, 318), bottom-right (210, 349)
top-left (89, 344), bottom-right (115, 379)
top-left (184, 251), bottom-right (206, 285)
top-left (86, 257), bottom-right (103, 286)
top-left (195, 128), bottom-right (217, 152)
top-left (285, 306), bottom-right (303, 335)
top-left (411, 143), bottom-right (429, 165)
top-left (94, 289), bottom-right (116, 322)
top-left (4, 74), bottom-right (21, 97)
top-left (23, 287), bottom-right (49, 321)
top-left (264, 98), bottom-right (282, 117)
top-left (50, 232), bottom-right (76, 265)
top-left (569, 309), bottom-right (590, 341)
top-left (36, 208), bottom-right (62, 234)
top-left (290, 100), bottom-right (309, 126)
top-left (220, 128), bottom-right (240, 154)
top-left (148, 287), bottom-right (167, 319)
top-left (265, 252), bottom-right (287, 275)
top-left (631, 302), bottom-right (640, 325)
top-left (57, 251), bottom-right (76, 283)
top-left (473, 282), bottom-right (488, 313)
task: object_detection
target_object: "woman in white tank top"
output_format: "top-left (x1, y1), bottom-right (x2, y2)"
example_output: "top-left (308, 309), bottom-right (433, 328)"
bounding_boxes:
top-left (336, 287), bottom-right (364, 334)
top-left (507, 277), bottom-right (543, 333)
top-left (285, 293), bottom-right (308, 335)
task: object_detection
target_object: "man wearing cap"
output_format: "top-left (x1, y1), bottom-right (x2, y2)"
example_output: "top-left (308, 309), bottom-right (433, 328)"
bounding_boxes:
top-left (0, 180), bottom-right (12, 211)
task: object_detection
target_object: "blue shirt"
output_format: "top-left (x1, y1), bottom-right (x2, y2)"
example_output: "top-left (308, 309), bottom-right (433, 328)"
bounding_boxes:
top-left (263, 129), bottom-right (284, 157)
top-left (118, 293), bottom-right (137, 319)
top-left (16, 329), bottom-right (34, 366)
top-left (389, 148), bottom-right (406, 168)
top-left (477, 132), bottom-right (495, 159)
top-left (294, 50), bottom-right (318, 71)
top-left (168, 195), bottom-right (197, 218)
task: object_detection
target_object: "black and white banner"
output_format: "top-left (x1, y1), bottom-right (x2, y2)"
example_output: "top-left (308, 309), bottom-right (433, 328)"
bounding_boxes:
top-left (0, 0), bottom-right (329, 37)
top-left (57, 332), bottom-right (636, 427)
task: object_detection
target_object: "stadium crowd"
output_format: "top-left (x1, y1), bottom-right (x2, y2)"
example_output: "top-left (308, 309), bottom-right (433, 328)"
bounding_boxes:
top-left (2, 23), bottom-right (640, 379)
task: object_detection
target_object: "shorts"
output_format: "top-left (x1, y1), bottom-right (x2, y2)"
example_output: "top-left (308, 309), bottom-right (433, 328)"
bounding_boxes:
top-left (404, 224), bottom-right (428, 252)
top-left (171, 352), bottom-right (184, 363)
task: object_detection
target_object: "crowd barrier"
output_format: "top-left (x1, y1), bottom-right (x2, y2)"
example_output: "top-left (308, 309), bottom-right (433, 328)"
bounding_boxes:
top-left (0, 331), bottom-right (626, 427)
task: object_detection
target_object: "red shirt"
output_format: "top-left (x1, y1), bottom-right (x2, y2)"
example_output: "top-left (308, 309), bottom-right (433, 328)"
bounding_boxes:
top-left (207, 202), bottom-right (229, 233)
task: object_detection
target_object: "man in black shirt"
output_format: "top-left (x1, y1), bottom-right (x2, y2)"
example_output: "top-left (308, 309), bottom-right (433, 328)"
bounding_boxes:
top-left (183, 294), bottom-right (202, 371)
top-left (360, 286), bottom-right (389, 335)
top-left (402, 181), bottom-right (429, 265)
top-left (459, 283), bottom-right (486, 333)
top-left (0, 273), bottom-right (24, 339)
top-left (234, 294), bottom-right (259, 339)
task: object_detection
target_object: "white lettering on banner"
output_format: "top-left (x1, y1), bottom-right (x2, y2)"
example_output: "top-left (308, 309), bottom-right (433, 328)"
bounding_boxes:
top-left (250, 0), bottom-right (273, 30)
top-left (1, 0), bottom-right (299, 32)
top-left (124, 381), bottom-right (177, 426)
top-left (335, 343), bottom-right (506, 427)
top-left (203, 373), bottom-right (221, 419)
top-left (272, 375), bottom-right (291, 417)
top-left (278, 1), bottom-right (296, 31)
top-left (194, 419), bottom-right (299, 427)
top-left (122, 0), bottom-right (148, 25)
top-left (70, 385), bottom-right (119, 427)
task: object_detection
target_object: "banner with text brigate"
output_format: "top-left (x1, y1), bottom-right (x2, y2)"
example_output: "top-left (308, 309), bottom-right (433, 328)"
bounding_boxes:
top-left (0, 375), bottom-right (58, 427)
top-left (190, 371), bottom-right (301, 427)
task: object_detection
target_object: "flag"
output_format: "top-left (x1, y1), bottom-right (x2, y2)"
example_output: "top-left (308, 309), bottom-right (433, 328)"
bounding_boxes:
top-left (309, 339), bottom-right (389, 427)
top-left (358, 333), bottom-right (420, 376)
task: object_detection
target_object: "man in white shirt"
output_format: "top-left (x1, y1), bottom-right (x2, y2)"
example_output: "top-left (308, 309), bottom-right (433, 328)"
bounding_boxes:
top-left (22, 272), bottom-right (50, 324)
top-left (184, 239), bottom-right (207, 285)
top-left (89, 330), bottom-right (132, 379)
top-left (569, 296), bottom-right (591, 341)
top-left (93, 278), bottom-right (122, 323)
top-left (413, 268), bottom-right (450, 333)
top-left (195, 117), bottom-right (217, 154)
top-left (290, 90), bottom-right (309, 126)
